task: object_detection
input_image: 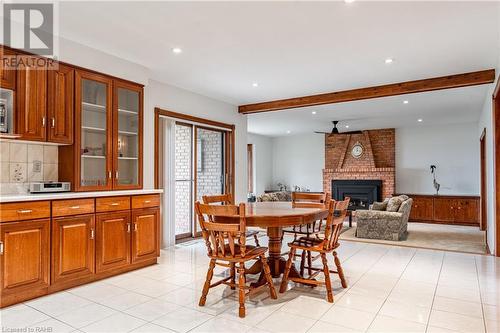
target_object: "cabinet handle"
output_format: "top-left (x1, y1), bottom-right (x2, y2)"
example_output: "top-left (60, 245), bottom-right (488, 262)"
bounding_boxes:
top-left (115, 171), bottom-right (119, 179)
top-left (108, 171), bottom-right (112, 179)
top-left (17, 209), bottom-right (32, 214)
top-left (90, 229), bottom-right (95, 239)
top-left (51, 117), bottom-right (55, 128)
top-left (110, 203), bottom-right (119, 206)
top-left (450, 206), bottom-right (454, 210)
top-left (0, 241), bottom-right (3, 255)
top-left (458, 207), bottom-right (462, 210)
top-left (127, 223), bottom-right (131, 233)
top-left (70, 205), bottom-right (80, 209)
top-left (42, 117), bottom-right (46, 127)
top-left (144, 200), bottom-right (151, 204)
top-left (134, 223), bottom-right (138, 232)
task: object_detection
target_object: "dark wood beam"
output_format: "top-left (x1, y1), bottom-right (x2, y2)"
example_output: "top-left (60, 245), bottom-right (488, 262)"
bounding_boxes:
top-left (238, 69), bottom-right (496, 114)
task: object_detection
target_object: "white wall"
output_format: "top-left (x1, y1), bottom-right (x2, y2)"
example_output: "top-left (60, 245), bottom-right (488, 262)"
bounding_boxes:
top-left (396, 123), bottom-right (480, 195)
top-left (272, 133), bottom-right (325, 192)
top-left (247, 133), bottom-right (274, 195)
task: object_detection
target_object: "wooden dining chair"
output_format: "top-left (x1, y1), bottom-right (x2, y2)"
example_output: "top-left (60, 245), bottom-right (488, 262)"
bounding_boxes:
top-left (279, 197), bottom-right (350, 303)
top-left (202, 193), bottom-right (261, 246)
top-left (282, 192), bottom-right (330, 276)
top-left (194, 201), bottom-right (277, 318)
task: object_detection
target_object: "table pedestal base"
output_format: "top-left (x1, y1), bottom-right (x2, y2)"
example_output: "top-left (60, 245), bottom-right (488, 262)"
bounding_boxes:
top-left (246, 226), bottom-right (301, 287)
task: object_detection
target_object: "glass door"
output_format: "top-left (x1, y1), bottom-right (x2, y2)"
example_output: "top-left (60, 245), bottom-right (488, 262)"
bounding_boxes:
top-left (113, 81), bottom-right (143, 189)
top-left (76, 71), bottom-right (113, 191)
top-left (195, 126), bottom-right (225, 202)
top-left (174, 123), bottom-right (194, 239)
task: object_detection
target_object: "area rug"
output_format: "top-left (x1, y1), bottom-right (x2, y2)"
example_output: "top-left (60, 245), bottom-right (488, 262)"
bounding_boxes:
top-left (339, 222), bottom-right (487, 255)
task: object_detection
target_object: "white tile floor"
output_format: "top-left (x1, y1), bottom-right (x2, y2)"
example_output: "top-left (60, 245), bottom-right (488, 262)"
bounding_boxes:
top-left (1, 235), bottom-right (499, 333)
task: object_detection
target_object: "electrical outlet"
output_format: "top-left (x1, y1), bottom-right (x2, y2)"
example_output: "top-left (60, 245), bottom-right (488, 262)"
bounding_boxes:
top-left (33, 160), bottom-right (42, 173)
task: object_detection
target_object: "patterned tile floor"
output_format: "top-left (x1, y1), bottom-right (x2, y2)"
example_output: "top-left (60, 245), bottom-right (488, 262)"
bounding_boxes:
top-left (1, 234), bottom-right (499, 333)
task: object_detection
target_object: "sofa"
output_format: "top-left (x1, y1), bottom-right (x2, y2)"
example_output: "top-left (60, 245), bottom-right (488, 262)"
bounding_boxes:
top-left (355, 195), bottom-right (413, 241)
top-left (256, 191), bottom-right (292, 202)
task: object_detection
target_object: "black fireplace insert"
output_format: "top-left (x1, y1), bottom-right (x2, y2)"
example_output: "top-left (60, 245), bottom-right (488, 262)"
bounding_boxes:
top-left (331, 180), bottom-right (382, 210)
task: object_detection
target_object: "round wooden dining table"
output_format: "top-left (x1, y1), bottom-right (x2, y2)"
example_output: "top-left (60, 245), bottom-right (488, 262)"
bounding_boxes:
top-left (243, 201), bottom-right (329, 280)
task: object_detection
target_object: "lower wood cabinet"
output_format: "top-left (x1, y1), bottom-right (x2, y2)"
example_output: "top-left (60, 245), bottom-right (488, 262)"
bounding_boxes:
top-left (0, 194), bottom-right (161, 307)
top-left (132, 208), bottom-right (160, 263)
top-left (96, 211), bottom-right (131, 273)
top-left (0, 219), bottom-right (50, 305)
top-left (405, 194), bottom-right (480, 226)
top-left (52, 214), bottom-right (95, 285)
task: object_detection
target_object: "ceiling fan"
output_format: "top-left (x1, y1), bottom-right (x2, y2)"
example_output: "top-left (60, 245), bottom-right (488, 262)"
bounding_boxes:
top-left (314, 120), bottom-right (363, 135)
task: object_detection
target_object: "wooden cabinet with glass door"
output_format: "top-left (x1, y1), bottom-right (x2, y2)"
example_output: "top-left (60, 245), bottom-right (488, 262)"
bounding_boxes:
top-left (113, 80), bottom-right (143, 189)
top-left (60, 70), bottom-right (143, 191)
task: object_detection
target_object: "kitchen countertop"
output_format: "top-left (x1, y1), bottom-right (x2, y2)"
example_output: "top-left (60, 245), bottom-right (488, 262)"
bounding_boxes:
top-left (0, 189), bottom-right (163, 203)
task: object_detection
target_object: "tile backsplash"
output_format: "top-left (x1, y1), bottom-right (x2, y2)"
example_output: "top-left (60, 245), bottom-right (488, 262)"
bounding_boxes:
top-left (0, 141), bottom-right (58, 194)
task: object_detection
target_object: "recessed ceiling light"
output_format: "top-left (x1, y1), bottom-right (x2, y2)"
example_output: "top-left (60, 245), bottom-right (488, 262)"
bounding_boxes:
top-left (172, 47), bottom-right (182, 54)
top-left (403, 100), bottom-right (409, 104)
top-left (286, 130), bottom-right (291, 134)
top-left (385, 58), bottom-right (394, 64)
top-left (344, 0), bottom-right (355, 3)
top-left (345, 125), bottom-right (350, 128)
top-left (312, 111), bottom-right (317, 115)
top-left (418, 118), bottom-right (423, 122)
top-left (252, 82), bottom-right (259, 87)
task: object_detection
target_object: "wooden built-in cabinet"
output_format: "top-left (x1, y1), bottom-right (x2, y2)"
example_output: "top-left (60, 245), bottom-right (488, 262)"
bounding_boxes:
top-left (96, 211), bottom-right (131, 273)
top-left (0, 48), bottom-right (16, 90)
top-left (51, 214), bottom-right (95, 284)
top-left (132, 208), bottom-right (160, 263)
top-left (0, 219), bottom-right (50, 304)
top-left (47, 63), bottom-right (74, 144)
top-left (16, 54), bottom-right (48, 141)
top-left (0, 193), bottom-right (160, 307)
top-left (59, 69), bottom-right (144, 191)
top-left (404, 194), bottom-right (480, 226)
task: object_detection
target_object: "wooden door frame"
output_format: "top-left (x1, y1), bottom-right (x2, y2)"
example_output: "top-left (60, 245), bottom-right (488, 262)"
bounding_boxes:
top-left (480, 129), bottom-right (487, 234)
top-left (154, 108), bottom-right (235, 197)
top-left (154, 108), bottom-right (236, 241)
top-left (247, 144), bottom-right (254, 194)
top-left (494, 79), bottom-right (500, 256)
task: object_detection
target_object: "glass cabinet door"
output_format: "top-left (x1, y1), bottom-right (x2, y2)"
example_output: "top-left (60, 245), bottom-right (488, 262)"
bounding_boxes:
top-left (76, 72), bottom-right (113, 190)
top-left (113, 82), bottom-right (142, 189)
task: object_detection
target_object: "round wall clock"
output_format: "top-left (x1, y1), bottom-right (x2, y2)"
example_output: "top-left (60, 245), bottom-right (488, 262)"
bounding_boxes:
top-left (351, 142), bottom-right (364, 158)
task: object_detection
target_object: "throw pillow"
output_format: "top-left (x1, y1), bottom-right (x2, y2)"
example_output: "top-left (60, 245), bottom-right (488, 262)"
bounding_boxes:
top-left (387, 196), bottom-right (404, 212)
top-left (372, 200), bottom-right (388, 211)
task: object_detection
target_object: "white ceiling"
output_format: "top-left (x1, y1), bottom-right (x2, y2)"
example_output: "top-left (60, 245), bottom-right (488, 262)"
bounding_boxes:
top-left (58, 1), bottom-right (499, 106)
top-left (56, 1), bottom-right (499, 136)
top-left (247, 85), bottom-right (491, 136)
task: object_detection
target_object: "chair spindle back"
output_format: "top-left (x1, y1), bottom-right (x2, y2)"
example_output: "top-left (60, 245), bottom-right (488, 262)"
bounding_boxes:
top-left (195, 202), bottom-right (247, 258)
top-left (323, 197), bottom-right (350, 251)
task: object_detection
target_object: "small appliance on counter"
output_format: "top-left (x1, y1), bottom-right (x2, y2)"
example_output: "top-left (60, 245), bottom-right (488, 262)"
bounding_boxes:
top-left (29, 182), bottom-right (71, 193)
top-left (0, 98), bottom-right (8, 133)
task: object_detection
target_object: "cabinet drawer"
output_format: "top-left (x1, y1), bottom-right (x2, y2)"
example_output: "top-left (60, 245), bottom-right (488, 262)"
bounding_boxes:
top-left (96, 196), bottom-right (130, 212)
top-left (52, 199), bottom-right (95, 217)
top-left (0, 201), bottom-right (50, 223)
top-left (132, 194), bottom-right (160, 209)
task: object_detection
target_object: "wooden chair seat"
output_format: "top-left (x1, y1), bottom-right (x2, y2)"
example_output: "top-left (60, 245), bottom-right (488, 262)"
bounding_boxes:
top-left (209, 244), bottom-right (267, 261)
top-left (287, 236), bottom-right (325, 251)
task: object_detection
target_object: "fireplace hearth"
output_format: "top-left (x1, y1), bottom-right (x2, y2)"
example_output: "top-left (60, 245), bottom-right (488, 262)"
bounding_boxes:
top-left (332, 180), bottom-right (382, 210)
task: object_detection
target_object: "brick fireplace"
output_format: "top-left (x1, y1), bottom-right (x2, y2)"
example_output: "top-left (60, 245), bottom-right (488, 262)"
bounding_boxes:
top-left (323, 128), bottom-right (395, 199)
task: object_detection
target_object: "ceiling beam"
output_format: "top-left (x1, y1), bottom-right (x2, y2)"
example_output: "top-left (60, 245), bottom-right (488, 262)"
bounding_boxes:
top-left (238, 69), bottom-right (496, 114)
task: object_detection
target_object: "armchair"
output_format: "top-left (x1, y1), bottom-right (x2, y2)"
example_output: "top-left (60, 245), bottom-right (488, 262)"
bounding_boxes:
top-left (355, 195), bottom-right (413, 241)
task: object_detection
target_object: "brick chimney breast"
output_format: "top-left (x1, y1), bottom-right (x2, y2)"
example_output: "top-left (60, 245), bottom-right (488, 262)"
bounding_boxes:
top-left (323, 129), bottom-right (396, 199)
